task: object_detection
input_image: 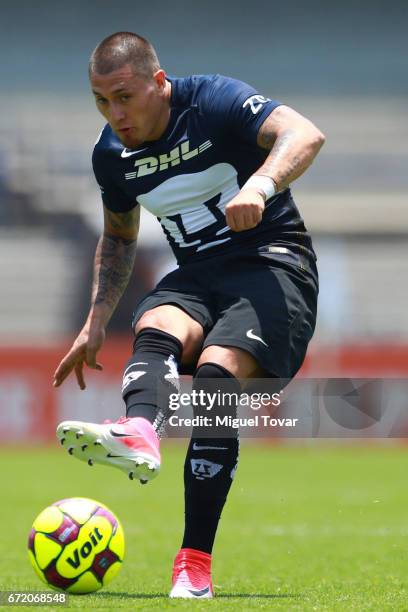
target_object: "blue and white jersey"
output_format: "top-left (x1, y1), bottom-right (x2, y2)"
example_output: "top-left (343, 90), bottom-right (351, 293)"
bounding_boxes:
top-left (93, 74), bottom-right (315, 265)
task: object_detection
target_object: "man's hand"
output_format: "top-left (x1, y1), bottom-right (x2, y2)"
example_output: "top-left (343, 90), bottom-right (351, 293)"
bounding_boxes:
top-left (225, 188), bottom-right (265, 232)
top-left (53, 325), bottom-right (106, 390)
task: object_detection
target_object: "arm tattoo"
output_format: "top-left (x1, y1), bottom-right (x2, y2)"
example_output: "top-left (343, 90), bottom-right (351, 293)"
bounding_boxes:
top-left (92, 234), bottom-right (137, 310)
top-left (261, 129), bottom-right (304, 183)
top-left (256, 109), bottom-right (324, 191)
top-left (90, 206), bottom-right (140, 318)
top-left (104, 209), bottom-right (137, 234)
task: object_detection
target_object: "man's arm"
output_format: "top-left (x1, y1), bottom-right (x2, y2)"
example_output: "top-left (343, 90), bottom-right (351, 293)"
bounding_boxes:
top-left (255, 105), bottom-right (325, 191)
top-left (89, 206), bottom-right (140, 328)
top-left (53, 205), bottom-right (140, 389)
top-left (225, 105), bottom-right (325, 232)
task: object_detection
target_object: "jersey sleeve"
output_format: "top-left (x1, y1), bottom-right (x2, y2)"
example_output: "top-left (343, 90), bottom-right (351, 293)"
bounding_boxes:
top-left (92, 146), bottom-right (138, 213)
top-left (203, 74), bottom-right (282, 146)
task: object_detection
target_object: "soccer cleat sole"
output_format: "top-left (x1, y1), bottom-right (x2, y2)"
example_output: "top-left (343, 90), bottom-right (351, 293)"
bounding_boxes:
top-left (56, 421), bottom-right (160, 484)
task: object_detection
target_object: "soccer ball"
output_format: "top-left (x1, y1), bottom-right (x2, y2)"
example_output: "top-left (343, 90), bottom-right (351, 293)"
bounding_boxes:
top-left (28, 497), bottom-right (125, 594)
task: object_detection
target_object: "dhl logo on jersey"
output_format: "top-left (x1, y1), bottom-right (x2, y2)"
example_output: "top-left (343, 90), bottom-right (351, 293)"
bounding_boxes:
top-left (124, 139), bottom-right (213, 180)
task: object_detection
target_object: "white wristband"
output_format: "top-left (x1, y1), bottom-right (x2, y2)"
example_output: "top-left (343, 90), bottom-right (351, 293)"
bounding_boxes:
top-left (242, 175), bottom-right (277, 201)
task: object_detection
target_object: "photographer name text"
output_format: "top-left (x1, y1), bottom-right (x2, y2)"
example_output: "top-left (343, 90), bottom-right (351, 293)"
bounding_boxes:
top-left (167, 415), bottom-right (298, 429)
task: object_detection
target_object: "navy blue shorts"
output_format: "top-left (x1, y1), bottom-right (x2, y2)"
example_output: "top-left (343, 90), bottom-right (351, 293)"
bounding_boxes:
top-left (132, 244), bottom-right (318, 379)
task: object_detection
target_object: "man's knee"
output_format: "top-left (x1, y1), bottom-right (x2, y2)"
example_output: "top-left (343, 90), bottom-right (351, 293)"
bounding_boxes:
top-left (197, 345), bottom-right (265, 378)
top-left (134, 305), bottom-right (204, 364)
top-left (135, 308), bottom-right (171, 335)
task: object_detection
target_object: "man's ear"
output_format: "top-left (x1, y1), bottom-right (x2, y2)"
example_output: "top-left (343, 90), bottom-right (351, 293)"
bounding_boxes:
top-left (153, 69), bottom-right (167, 90)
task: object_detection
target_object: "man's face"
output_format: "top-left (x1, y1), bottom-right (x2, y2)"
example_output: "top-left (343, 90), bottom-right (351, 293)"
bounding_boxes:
top-left (90, 64), bottom-right (170, 148)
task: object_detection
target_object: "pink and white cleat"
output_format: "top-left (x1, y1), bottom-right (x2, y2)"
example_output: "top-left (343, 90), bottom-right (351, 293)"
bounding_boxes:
top-left (170, 548), bottom-right (214, 598)
top-left (56, 416), bottom-right (160, 484)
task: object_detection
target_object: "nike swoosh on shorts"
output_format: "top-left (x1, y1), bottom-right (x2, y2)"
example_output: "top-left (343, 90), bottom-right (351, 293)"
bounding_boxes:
top-left (246, 329), bottom-right (268, 347)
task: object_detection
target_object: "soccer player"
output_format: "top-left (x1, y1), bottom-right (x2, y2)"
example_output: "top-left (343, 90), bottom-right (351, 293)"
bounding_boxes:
top-left (53, 32), bottom-right (324, 598)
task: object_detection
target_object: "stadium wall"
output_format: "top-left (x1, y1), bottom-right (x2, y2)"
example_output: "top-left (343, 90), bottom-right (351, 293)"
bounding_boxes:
top-left (1, 341), bottom-right (408, 444)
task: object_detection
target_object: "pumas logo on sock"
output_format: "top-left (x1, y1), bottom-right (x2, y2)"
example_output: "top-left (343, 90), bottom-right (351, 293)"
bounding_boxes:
top-left (121, 364), bottom-right (148, 394)
top-left (191, 459), bottom-right (223, 480)
top-left (164, 354), bottom-right (180, 391)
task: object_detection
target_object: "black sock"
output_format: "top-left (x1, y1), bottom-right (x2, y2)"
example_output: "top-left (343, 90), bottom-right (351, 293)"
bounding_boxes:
top-left (182, 363), bottom-right (240, 554)
top-left (122, 327), bottom-right (182, 433)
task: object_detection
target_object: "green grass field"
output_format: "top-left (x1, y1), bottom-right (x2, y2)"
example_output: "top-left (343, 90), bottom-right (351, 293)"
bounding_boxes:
top-left (1, 443), bottom-right (408, 610)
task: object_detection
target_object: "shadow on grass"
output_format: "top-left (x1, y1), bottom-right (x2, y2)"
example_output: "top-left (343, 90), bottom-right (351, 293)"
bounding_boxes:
top-left (98, 591), bottom-right (300, 599)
